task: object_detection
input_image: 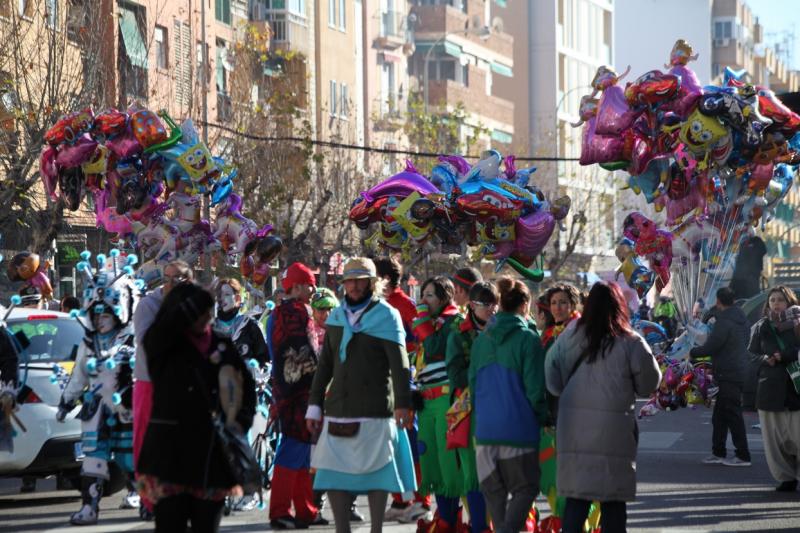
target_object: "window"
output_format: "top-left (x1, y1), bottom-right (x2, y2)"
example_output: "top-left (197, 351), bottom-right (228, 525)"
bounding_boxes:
top-left (18, 0), bottom-right (32, 17)
top-left (197, 41), bottom-right (210, 84)
top-left (338, 0), bottom-right (345, 30)
top-left (174, 20), bottom-right (191, 107)
top-left (155, 25), bottom-right (167, 69)
top-left (45, 0), bottom-right (57, 28)
top-left (215, 0), bottom-right (231, 24)
top-left (288, 0), bottom-right (304, 15)
top-left (340, 83), bottom-right (349, 117)
top-left (328, 0), bottom-right (335, 26)
top-left (329, 80), bottom-right (338, 116)
top-left (714, 20), bottom-right (732, 39)
top-left (216, 39), bottom-right (228, 94)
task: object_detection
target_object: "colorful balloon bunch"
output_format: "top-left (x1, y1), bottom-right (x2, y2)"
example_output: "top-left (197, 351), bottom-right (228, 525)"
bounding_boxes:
top-left (575, 39), bottom-right (800, 314)
top-left (40, 107), bottom-right (281, 287)
top-left (639, 356), bottom-right (716, 418)
top-left (349, 150), bottom-right (571, 280)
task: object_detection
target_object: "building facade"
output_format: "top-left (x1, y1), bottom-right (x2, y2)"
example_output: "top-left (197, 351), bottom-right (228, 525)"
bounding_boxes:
top-left (496, 0), bottom-right (617, 272)
top-left (409, 0), bottom-right (515, 150)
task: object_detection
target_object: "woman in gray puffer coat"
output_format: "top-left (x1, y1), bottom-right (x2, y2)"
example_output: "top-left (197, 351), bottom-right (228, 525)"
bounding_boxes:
top-left (545, 282), bottom-right (661, 533)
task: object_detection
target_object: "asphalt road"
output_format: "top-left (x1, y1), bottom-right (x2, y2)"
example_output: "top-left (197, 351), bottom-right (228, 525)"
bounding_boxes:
top-left (1, 402), bottom-right (798, 532)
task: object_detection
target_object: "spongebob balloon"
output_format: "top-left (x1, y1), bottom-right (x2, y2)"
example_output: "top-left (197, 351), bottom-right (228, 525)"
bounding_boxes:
top-left (663, 108), bottom-right (729, 170)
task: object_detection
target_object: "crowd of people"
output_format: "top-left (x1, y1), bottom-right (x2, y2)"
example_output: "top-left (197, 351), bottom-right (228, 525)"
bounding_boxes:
top-left (11, 254), bottom-right (796, 533)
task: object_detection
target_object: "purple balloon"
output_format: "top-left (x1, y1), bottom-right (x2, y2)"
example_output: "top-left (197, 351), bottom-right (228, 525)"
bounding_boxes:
top-left (438, 155), bottom-right (471, 176)
top-left (580, 117), bottom-right (626, 165)
top-left (360, 171), bottom-right (441, 203)
top-left (492, 209), bottom-right (556, 260)
top-left (55, 135), bottom-right (97, 168)
top-left (595, 85), bottom-right (641, 136)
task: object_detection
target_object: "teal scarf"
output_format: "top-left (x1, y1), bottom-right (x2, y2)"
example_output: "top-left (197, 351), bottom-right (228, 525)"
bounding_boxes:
top-left (327, 298), bottom-right (405, 361)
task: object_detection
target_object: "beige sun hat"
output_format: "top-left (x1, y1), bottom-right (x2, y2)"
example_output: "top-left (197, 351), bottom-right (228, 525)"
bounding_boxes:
top-left (341, 257), bottom-right (377, 281)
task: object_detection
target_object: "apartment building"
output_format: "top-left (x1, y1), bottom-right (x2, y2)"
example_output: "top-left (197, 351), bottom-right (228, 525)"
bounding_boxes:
top-left (409, 0), bottom-right (515, 150)
top-left (494, 0), bottom-right (617, 272)
top-left (362, 0), bottom-right (414, 175)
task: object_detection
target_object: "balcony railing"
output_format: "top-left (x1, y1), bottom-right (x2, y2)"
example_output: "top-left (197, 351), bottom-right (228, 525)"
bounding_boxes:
top-left (268, 13), bottom-right (287, 42)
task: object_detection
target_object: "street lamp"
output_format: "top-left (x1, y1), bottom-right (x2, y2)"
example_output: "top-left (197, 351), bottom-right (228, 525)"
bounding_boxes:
top-left (422, 26), bottom-right (491, 113)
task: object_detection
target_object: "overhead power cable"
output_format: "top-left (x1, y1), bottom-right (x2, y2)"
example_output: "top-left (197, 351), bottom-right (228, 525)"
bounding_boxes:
top-left (201, 120), bottom-right (582, 162)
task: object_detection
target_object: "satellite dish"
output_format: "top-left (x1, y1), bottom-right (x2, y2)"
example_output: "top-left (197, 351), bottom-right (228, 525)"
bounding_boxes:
top-left (491, 16), bottom-right (504, 34)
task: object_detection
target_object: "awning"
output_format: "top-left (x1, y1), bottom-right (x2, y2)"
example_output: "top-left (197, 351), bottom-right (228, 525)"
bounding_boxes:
top-left (415, 41), bottom-right (462, 58)
top-left (381, 51), bottom-right (403, 63)
top-left (490, 62), bottom-right (513, 77)
top-left (119, 7), bottom-right (148, 69)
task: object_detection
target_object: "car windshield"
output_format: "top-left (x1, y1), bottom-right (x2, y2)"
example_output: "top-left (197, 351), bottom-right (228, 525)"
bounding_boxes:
top-left (7, 317), bottom-right (85, 364)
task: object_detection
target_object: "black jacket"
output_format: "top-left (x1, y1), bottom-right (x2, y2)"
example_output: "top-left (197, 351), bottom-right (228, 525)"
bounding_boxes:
top-left (137, 326), bottom-right (256, 490)
top-left (748, 318), bottom-right (800, 411)
top-left (690, 305), bottom-right (749, 383)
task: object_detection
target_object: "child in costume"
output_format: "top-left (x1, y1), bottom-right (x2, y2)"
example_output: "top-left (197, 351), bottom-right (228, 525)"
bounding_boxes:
top-left (56, 250), bottom-right (141, 526)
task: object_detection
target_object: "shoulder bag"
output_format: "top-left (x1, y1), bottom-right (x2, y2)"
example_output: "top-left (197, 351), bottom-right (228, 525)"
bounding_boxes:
top-left (766, 322), bottom-right (800, 394)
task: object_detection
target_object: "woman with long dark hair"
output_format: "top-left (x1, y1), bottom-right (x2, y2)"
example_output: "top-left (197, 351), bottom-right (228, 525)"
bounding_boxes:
top-left (545, 282), bottom-right (660, 533)
top-left (137, 283), bottom-right (256, 533)
top-left (748, 285), bottom-right (800, 491)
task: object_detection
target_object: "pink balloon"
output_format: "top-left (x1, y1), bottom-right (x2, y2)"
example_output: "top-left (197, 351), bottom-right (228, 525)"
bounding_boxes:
top-left (595, 85), bottom-right (641, 136)
top-left (491, 209), bottom-right (556, 261)
top-left (40, 146), bottom-right (58, 202)
top-left (106, 126), bottom-right (143, 159)
top-left (659, 65), bottom-right (703, 119)
top-left (55, 135), bottom-right (97, 168)
top-left (580, 117), bottom-right (626, 165)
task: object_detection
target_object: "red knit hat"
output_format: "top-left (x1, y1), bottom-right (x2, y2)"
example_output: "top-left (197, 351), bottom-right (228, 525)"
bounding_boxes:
top-left (281, 262), bottom-right (316, 291)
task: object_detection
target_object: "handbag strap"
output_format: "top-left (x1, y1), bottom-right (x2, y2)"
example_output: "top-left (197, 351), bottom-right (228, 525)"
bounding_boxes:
top-left (766, 321), bottom-right (786, 352)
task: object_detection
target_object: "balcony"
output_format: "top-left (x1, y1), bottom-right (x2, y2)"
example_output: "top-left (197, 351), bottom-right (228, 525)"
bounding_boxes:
top-left (374, 10), bottom-right (406, 49)
top-left (265, 11), bottom-right (311, 57)
top-left (427, 76), bottom-right (513, 128)
top-left (372, 94), bottom-right (404, 132)
top-left (412, 5), bottom-right (513, 59)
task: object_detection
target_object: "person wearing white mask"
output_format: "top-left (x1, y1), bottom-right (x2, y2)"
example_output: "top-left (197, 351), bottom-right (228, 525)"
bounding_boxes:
top-left (56, 252), bottom-right (140, 525)
top-left (214, 278), bottom-right (269, 366)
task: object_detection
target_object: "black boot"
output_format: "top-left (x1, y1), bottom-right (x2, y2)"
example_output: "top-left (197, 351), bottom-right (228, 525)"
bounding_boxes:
top-left (70, 476), bottom-right (103, 525)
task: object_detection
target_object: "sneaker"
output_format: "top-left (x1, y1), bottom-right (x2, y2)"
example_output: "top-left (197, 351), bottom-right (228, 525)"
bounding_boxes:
top-left (233, 495), bottom-right (259, 512)
top-left (776, 480), bottom-right (798, 492)
top-left (119, 490), bottom-right (140, 509)
top-left (384, 503), bottom-right (410, 521)
top-left (702, 455), bottom-right (725, 464)
top-left (350, 505), bottom-right (365, 522)
top-left (398, 502), bottom-right (432, 524)
top-left (311, 512), bottom-right (329, 526)
top-left (270, 516), bottom-right (297, 529)
top-left (722, 456), bottom-right (751, 467)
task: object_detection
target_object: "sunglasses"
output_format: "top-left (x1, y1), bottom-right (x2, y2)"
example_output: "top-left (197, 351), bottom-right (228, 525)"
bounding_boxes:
top-left (471, 301), bottom-right (498, 308)
top-left (163, 274), bottom-right (188, 284)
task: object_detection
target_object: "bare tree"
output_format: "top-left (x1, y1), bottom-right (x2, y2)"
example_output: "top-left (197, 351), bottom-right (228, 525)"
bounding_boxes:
top-left (217, 24), bottom-right (366, 270)
top-left (0, 1), bottom-right (115, 253)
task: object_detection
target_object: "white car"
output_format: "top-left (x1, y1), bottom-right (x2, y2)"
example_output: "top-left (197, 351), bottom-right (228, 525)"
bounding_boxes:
top-left (0, 308), bottom-right (84, 483)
